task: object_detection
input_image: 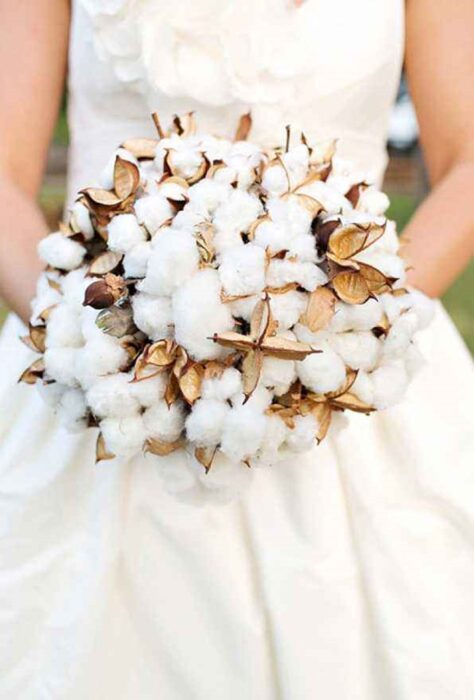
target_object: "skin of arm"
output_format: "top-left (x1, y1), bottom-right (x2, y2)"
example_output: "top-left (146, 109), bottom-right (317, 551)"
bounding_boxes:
top-left (0, 0), bottom-right (69, 322)
top-left (403, 0), bottom-right (474, 297)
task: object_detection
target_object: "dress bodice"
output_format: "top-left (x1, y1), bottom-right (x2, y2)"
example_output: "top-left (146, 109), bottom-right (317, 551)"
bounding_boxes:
top-left (68, 0), bottom-right (404, 202)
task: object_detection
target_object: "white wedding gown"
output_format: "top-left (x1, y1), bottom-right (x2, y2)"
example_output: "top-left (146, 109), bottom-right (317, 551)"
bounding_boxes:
top-left (1, 1), bottom-right (474, 697)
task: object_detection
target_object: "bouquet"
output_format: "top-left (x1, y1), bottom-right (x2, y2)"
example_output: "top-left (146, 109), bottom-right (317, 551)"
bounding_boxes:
top-left (20, 112), bottom-right (434, 496)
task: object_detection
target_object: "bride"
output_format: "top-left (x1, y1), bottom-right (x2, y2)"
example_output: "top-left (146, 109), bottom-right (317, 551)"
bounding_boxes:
top-left (0, 0), bottom-right (473, 697)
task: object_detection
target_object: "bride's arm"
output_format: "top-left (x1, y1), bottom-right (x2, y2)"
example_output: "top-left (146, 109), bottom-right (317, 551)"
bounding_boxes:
top-left (403, 0), bottom-right (474, 297)
top-left (0, 0), bottom-right (69, 322)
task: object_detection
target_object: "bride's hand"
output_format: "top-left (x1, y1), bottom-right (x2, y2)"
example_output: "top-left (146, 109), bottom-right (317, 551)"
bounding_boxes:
top-left (402, 0), bottom-right (474, 298)
top-left (0, 0), bottom-right (69, 323)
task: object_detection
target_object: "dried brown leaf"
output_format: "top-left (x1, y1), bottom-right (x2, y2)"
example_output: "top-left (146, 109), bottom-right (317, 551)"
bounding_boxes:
top-left (114, 156), bottom-right (140, 200)
top-left (234, 112), bottom-right (252, 141)
top-left (300, 286), bottom-right (336, 331)
top-left (145, 437), bottom-right (183, 456)
top-left (96, 432), bottom-right (115, 463)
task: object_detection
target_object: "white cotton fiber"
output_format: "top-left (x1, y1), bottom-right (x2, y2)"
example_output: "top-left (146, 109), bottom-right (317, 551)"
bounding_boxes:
top-left (74, 335), bottom-right (129, 388)
top-left (61, 268), bottom-right (90, 309)
top-left (328, 298), bottom-right (383, 332)
top-left (284, 414), bottom-right (317, 452)
top-left (267, 196), bottom-right (312, 237)
top-left (297, 347), bottom-right (347, 394)
top-left (38, 233), bottom-right (85, 271)
top-left (172, 268), bottom-right (234, 361)
top-left (100, 414), bottom-right (146, 457)
top-left (357, 187), bottom-right (390, 216)
top-left (86, 373), bottom-right (139, 419)
top-left (135, 194), bottom-right (173, 234)
top-left (329, 331), bottom-right (381, 371)
top-left (107, 214), bottom-right (146, 254)
top-left (132, 293), bottom-right (173, 340)
top-left (220, 402), bottom-right (267, 462)
top-left (99, 148), bottom-right (138, 190)
top-left (213, 189), bottom-right (263, 237)
top-left (143, 400), bottom-right (185, 442)
top-left (255, 414), bottom-right (288, 466)
top-left (129, 373), bottom-right (167, 408)
top-left (262, 165), bottom-right (289, 196)
top-left (382, 311), bottom-right (419, 360)
top-left (187, 179), bottom-right (231, 216)
top-left (370, 361), bottom-right (409, 410)
top-left (123, 241), bottom-right (152, 278)
top-left (36, 380), bottom-right (66, 409)
top-left (139, 228), bottom-right (200, 296)
top-left (351, 371), bottom-right (375, 406)
top-left (58, 388), bottom-right (87, 431)
top-left (266, 259), bottom-right (327, 292)
top-left (185, 398), bottom-right (230, 447)
top-left (44, 347), bottom-right (79, 387)
top-left (268, 290), bottom-right (307, 329)
top-left (45, 303), bottom-right (84, 349)
top-left (201, 367), bottom-right (242, 401)
top-left (218, 244), bottom-right (266, 296)
top-left (70, 201), bottom-right (94, 240)
top-left (409, 289), bottom-right (436, 330)
top-left (297, 180), bottom-right (349, 215)
top-left (261, 355), bottom-right (297, 396)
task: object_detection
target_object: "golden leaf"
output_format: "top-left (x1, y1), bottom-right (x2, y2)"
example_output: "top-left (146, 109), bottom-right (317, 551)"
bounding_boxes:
top-left (18, 358), bottom-right (45, 385)
top-left (358, 262), bottom-right (393, 294)
top-left (88, 250), bottom-right (123, 276)
top-left (164, 372), bottom-right (180, 407)
top-left (250, 296), bottom-right (272, 342)
top-left (121, 137), bottom-right (159, 160)
top-left (178, 363), bottom-right (204, 405)
top-left (145, 437), bottom-right (183, 456)
top-left (113, 156), bottom-right (140, 200)
top-left (146, 339), bottom-right (178, 367)
top-left (328, 223), bottom-right (385, 260)
top-left (211, 331), bottom-right (256, 352)
top-left (331, 270), bottom-right (371, 305)
top-left (95, 432), bottom-right (115, 463)
top-left (260, 336), bottom-right (317, 361)
top-left (195, 445), bottom-right (218, 473)
top-left (310, 403), bottom-right (333, 443)
top-left (300, 286), bottom-right (336, 332)
top-left (80, 188), bottom-right (123, 207)
top-left (242, 348), bottom-right (263, 399)
top-left (330, 392), bottom-right (374, 413)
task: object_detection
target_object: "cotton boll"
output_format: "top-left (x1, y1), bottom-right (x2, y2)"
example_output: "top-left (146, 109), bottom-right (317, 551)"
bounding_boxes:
top-left (226, 140), bottom-right (263, 169)
top-left (44, 347), bottom-right (79, 387)
top-left (266, 259), bottom-right (327, 292)
top-left (268, 290), bottom-right (307, 330)
top-left (231, 383), bottom-right (273, 411)
top-left (329, 298), bottom-right (384, 333)
top-left (201, 367), bottom-right (242, 401)
top-left (329, 331), bottom-right (381, 371)
top-left (123, 241), bottom-right (152, 278)
top-left (220, 402), bottom-right (267, 462)
top-left (100, 414), bottom-right (146, 457)
top-left (357, 187), bottom-right (390, 216)
top-left (293, 323), bottom-right (331, 346)
top-left (382, 311), bottom-right (419, 360)
top-left (213, 189), bottom-right (263, 237)
top-left (129, 373), bottom-right (167, 408)
top-left (282, 144), bottom-right (310, 187)
top-left (253, 220), bottom-right (288, 255)
top-left (284, 414), bottom-right (317, 452)
top-left (351, 371), bottom-right (375, 406)
top-left (135, 194), bottom-right (173, 235)
top-left (297, 181), bottom-right (349, 216)
top-left (187, 179), bottom-right (231, 216)
top-left (286, 232), bottom-right (318, 263)
top-left (266, 196), bottom-right (312, 237)
top-left (107, 214), bottom-right (146, 254)
top-left (143, 400), bottom-right (185, 443)
top-left (30, 284), bottom-right (62, 324)
top-left (139, 228), bottom-right (200, 297)
top-left (86, 373), bottom-right (139, 419)
top-left (36, 381), bottom-right (67, 409)
top-left (379, 292), bottom-right (414, 324)
top-left (254, 414), bottom-right (288, 467)
top-left (218, 244), bottom-right (266, 296)
top-left (45, 303), bottom-right (84, 349)
top-left (74, 335), bottom-right (129, 389)
top-left (185, 398), bottom-right (230, 447)
top-left (261, 165), bottom-right (289, 196)
top-left (132, 293), bottom-right (173, 340)
top-left (408, 289), bottom-right (435, 330)
top-left (171, 208), bottom-right (205, 233)
top-left (297, 348), bottom-right (347, 394)
top-left (61, 268), bottom-right (90, 309)
top-left (371, 361), bottom-right (409, 410)
top-left (201, 135), bottom-right (233, 163)
top-left (173, 268), bottom-right (234, 361)
top-left (376, 219), bottom-right (399, 254)
top-left (58, 388), bottom-right (87, 432)
top-left (38, 233), bottom-right (85, 271)
top-left (69, 201), bottom-right (94, 240)
top-left (261, 355), bottom-right (297, 395)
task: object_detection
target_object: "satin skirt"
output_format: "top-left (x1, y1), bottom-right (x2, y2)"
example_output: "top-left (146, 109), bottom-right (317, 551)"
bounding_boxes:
top-left (0, 302), bottom-right (473, 699)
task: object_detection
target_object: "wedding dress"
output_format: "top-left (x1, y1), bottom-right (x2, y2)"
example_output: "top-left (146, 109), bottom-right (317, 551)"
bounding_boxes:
top-left (1, 1), bottom-right (474, 697)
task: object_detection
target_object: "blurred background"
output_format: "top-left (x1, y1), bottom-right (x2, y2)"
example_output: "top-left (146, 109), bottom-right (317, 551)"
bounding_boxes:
top-left (1, 83), bottom-right (473, 351)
